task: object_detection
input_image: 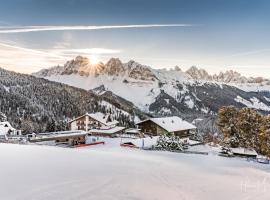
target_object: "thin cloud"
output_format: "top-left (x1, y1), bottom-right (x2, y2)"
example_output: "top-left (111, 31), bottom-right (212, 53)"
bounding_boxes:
top-left (53, 48), bottom-right (122, 55)
top-left (0, 24), bottom-right (195, 33)
top-left (0, 42), bottom-right (65, 58)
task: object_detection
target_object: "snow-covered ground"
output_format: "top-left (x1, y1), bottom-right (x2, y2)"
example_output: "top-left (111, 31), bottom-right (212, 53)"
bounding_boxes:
top-left (0, 143), bottom-right (270, 200)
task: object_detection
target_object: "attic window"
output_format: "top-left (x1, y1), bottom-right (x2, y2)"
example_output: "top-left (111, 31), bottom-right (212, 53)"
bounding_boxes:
top-left (4, 124), bottom-right (8, 127)
top-left (171, 120), bottom-right (174, 123)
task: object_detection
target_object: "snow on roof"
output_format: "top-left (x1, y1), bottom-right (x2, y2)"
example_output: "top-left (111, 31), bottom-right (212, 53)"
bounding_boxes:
top-left (89, 112), bottom-right (118, 126)
top-left (230, 148), bottom-right (258, 156)
top-left (0, 121), bottom-right (15, 135)
top-left (137, 116), bottom-right (196, 132)
top-left (125, 128), bottom-right (141, 134)
top-left (69, 112), bottom-right (119, 126)
top-left (89, 126), bottom-right (126, 134)
top-left (33, 131), bottom-right (88, 140)
top-left (37, 130), bottom-right (85, 136)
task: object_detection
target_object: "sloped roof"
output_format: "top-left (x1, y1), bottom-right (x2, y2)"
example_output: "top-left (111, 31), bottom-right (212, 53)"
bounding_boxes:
top-left (89, 112), bottom-right (118, 126)
top-left (0, 121), bottom-right (15, 135)
top-left (89, 126), bottom-right (125, 134)
top-left (230, 148), bottom-right (258, 156)
top-left (69, 112), bottom-right (118, 126)
top-left (137, 116), bottom-right (196, 132)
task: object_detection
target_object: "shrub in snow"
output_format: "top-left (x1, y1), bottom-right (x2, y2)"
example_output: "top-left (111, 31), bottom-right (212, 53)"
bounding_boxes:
top-left (155, 133), bottom-right (183, 152)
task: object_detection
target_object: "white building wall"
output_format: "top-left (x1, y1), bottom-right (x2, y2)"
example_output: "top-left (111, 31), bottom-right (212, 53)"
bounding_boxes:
top-left (70, 121), bottom-right (78, 130)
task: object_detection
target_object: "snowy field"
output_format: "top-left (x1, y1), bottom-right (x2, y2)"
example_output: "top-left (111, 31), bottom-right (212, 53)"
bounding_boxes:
top-left (0, 143), bottom-right (270, 200)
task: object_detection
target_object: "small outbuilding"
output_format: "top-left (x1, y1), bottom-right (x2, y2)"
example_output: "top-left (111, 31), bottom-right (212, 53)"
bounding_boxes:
top-left (230, 147), bottom-right (258, 158)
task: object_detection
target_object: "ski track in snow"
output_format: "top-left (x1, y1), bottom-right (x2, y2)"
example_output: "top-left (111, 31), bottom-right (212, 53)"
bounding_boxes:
top-left (0, 143), bottom-right (270, 200)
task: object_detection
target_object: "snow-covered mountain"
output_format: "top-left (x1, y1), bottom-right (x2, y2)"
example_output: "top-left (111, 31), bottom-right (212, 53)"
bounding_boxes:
top-left (34, 56), bottom-right (270, 124)
top-left (186, 66), bottom-right (269, 84)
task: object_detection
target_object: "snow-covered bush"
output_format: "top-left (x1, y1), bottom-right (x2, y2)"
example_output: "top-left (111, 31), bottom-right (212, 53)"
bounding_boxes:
top-left (155, 133), bottom-right (183, 152)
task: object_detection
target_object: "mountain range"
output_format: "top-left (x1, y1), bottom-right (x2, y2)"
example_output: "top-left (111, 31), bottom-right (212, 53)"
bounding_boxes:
top-left (32, 56), bottom-right (270, 134)
top-left (0, 56), bottom-right (269, 134)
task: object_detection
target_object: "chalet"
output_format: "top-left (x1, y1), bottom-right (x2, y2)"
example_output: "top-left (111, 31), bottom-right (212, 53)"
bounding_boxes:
top-left (136, 116), bottom-right (196, 137)
top-left (68, 112), bottom-right (119, 131)
top-left (0, 121), bottom-right (21, 138)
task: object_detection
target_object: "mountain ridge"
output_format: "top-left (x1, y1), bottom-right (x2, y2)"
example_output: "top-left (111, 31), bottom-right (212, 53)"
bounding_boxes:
top-left (34, 56), bottom-right (269, 84)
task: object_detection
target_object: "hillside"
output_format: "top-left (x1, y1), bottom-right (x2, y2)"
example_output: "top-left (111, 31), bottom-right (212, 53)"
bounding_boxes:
top-left (0, 67), bottom-right (143, 133)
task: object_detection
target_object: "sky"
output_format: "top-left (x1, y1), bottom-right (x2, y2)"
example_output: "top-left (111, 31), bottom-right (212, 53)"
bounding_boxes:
top-left (0, 0), bottom-right (269, 77)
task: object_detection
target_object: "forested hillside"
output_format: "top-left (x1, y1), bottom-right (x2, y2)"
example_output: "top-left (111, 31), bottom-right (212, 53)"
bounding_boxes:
top-left (0, 68), bottom-right (142, 133)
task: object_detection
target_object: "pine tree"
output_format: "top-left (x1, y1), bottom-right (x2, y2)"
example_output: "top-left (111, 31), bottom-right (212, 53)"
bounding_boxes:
top-left (258, 115), bottom-right (270, 156)
top-left (235, 108), bottom-right (263, 149)
top-left (217, 106), bottom-right (239, 147)
top-left (218, 106), bottom-right (270, 156)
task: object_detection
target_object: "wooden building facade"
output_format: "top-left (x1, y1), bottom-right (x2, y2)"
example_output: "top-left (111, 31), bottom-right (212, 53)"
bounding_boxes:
top-left (136, 116), bottom-right (196, 138)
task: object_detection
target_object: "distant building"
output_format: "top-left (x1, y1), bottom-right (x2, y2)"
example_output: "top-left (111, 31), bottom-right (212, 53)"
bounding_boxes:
top-left (68, 112), bottom-right (119, 131)
top-left (29, 130), bottom-right (87, 146)
top-left (0, 121), bottom-right (21, 138)
top-left (136, 116), bottom-right (196, 137)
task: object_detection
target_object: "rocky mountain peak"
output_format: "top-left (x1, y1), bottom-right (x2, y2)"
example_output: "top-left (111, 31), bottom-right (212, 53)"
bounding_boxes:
top-left (186, 66), bottom-right (212, 80)
top-left (104, 58), bottom-right (124, 76)
top-left (173, 66), bottom-right (182, 71)
top-left (124, 60), bottom-right (157, 81)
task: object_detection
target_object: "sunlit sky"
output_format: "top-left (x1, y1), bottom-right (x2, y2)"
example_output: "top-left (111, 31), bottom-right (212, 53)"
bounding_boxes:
top-left (0, 0), bottom-right (270, 77)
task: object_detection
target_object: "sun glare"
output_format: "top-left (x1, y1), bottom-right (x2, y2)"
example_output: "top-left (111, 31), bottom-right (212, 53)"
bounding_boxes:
top-left (89, 54), bottom-right (100, 65)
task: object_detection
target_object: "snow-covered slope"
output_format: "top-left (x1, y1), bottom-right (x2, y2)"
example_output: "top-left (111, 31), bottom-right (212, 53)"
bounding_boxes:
top-left (33, 56), bottom-right (270, 118)
top-left (0, 143), bottom-right (269, 200)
